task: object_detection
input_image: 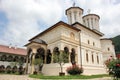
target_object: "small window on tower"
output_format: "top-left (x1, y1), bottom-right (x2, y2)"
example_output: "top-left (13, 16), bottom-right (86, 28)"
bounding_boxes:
top-left (93, 42), bottom-right (95, 46)
top-left (108, 48), bottom-right (110, 51)
top-left (88, 40), bottom-right (90, 44)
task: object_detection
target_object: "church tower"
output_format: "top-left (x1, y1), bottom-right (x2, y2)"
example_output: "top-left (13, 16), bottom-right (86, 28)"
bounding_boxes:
top-left (66, 6), bottom-right (83, 25)
top-left (83, 13), bottom-right (100, 31)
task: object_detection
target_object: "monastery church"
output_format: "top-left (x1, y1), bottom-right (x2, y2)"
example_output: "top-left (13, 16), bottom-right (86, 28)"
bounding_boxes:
top-left (25, 5), bottom-right (115, 75)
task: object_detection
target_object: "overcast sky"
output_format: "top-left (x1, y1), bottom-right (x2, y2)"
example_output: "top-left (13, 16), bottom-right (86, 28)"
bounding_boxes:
top-left (0, 0), bottom-right (120, 48)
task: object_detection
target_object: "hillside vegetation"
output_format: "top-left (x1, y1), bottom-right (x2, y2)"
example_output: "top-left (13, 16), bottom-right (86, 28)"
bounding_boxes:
top-left (111, 35), bottom-right (120, 54)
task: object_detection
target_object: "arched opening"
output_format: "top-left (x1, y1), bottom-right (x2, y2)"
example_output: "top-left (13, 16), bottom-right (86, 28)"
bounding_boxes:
top-left (53, 47), bottom-right (60, 63)
top-left (14, 56), bottom-right (19, 62)
top-left (70, 48), bottom-right (75, 63)
top-left (92, 54), bottom-right (94, 63)
top-left (88, 40), bottom-right (90, 44)
top-left (46, 49), bottom-right (51, 64)
top-left (86, 53), bottom-right (88, 62)
top-left (97, 55), bottom-right (99, 64)
top-left (1, 55), bottom-right (7, 61)
top-left (35, 47), bottom-right (45, 63)
top-left (7, 55), bottom-right (13, 62)
top-left (20, 56), bottom-right (25, 63)
top-left (63, 47), bottom-right (69, 63)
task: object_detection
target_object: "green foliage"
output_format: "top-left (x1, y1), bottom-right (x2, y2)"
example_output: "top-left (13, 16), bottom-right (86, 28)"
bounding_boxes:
top-left (29, 74), bottom-right (109, 79)
top-left (34, 58), bottom-right (43, 65)
top-left (53, 51), bottom-right (69, 73)
top-left (66, 64), bottom-right (83, 75)
top-left (111, 35), bottom-right (120, 54)
top-left (105, 58), bottom-right (120, 78)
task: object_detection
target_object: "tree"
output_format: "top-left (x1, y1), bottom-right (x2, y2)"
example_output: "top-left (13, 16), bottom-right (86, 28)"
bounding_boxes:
top-left (53, 51), bottom-right (68, 76)
top-left (33, 58), bottom-right (43, 74)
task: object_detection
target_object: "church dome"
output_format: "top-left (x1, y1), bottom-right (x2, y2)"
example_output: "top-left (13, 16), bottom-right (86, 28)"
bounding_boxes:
top-left (83, 14), bottom-right (100, 31)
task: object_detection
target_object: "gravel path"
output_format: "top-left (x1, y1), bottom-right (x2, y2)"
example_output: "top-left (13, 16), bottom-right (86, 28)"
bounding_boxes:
top-left (0, 74), bottom-right (112, 80)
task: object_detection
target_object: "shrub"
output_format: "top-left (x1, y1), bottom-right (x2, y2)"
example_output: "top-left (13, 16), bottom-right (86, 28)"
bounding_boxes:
top-left (105, 57), bottom-right (120, 79)
top-left (66, 64), bottom-right (83, 75)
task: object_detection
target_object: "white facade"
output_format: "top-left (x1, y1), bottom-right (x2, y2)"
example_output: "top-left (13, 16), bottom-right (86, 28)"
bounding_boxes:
top-left (26, 6), bottom-right (115, 75)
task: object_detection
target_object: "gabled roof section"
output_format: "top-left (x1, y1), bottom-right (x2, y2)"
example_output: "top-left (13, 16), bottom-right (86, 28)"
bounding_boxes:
top-left (29, 21), bottom-right (80, 41)
top-left (72, 22), bottom-right (104, 36)
top-left (100, 38), bottom-right (112, 40)
top-left (32, 38), bottom-right (47, 45)
top-left (0, 44), bottom-right (27, 55)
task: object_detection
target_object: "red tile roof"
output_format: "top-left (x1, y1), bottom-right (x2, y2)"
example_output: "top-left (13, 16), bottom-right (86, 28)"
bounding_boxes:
top-left (0, 44), bottom-right (27, 56)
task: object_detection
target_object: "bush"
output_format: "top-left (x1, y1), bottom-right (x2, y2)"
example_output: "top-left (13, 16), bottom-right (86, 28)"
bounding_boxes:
top-left (105, 57), bottom-right (120, 79)
top-left (66, 64), bottom-right (83, 75)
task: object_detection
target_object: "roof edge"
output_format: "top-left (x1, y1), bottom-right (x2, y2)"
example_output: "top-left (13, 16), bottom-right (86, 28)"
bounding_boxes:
top-left (29, 21), bottom-right (80, 41)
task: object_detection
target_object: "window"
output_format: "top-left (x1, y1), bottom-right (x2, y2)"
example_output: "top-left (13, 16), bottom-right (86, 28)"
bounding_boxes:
top-left (71, 48), bottom-right (75, 63)
top-left (92, 54), bottom-right (94, 63)
top-left (74, 11), bottom-right (77, 21)
top-left (108, 47), bottom-right (110, 51)
top-left (97, 55), bottom-right (99, 64)
top-left (70, 32), bottom-right (75, 39)
top-left (93, 42), bottom-right (95, 46)
top-left (86, 53), bottom-right (88, 62)
top-left (64, 47), bottom-right (69, 63)
top-left (88, 40), bottom-right (90, 44)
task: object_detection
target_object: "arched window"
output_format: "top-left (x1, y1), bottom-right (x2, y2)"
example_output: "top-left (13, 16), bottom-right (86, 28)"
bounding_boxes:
top-left (92, 54), bottom-right (94, 63)
top-left (108, 47), bottom-right (110, 51)
top-left (7, 55), bottom-right (13, 62)
top-left (36, 47), bottom-right (45, 63)
top-left (97, 55), bottom-right (99, 64)
top-left (46, 49), bottom-right (51, 64)
top-left (88, 40), bottom-right (90, 44)
top-left (70, 32), bottom-right (75, 39)
top-left (86, 53), bottom-right (88, 62)
top-left (63, 47), bottom-right (69, 63)
top-left (70, 48), bottom-right (75, 63)
top-left (20, 57), bottom-right (25, 63)
top-left (14, 56), bottom-right (19, 62)
top-left (53, 47), bottom-right (60, 63)
top-left (93, 42), bottom-right (95, 46)
top-left (1, 55), bottom-right (7, 61)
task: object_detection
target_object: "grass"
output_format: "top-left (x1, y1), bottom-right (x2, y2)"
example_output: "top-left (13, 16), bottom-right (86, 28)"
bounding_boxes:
top-left (29, 74), bottom-right (110, 79)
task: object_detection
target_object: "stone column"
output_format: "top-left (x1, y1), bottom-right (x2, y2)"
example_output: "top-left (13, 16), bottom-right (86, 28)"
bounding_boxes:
top-left (25, 55), bottom-right (29, 74)
top-left (31, 48), bottom-right (36, 74)
top-left (31, 53), bottom-right (35, 74)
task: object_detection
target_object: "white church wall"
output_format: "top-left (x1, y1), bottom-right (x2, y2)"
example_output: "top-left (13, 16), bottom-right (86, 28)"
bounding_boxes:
top-left (101, 39), bottom-right (116, 61)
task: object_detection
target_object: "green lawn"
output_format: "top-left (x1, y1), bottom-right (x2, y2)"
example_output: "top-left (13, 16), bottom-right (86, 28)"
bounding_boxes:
top-left (29, 74), bottom-right (110, 79)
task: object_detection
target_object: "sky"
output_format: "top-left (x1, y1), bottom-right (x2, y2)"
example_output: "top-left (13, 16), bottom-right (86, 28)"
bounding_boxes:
top-left (0, 0), bottom-right (120, 48)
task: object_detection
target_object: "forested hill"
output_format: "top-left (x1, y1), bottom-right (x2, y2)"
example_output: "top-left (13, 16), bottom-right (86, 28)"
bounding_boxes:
top-left (111, 35), bottom-right (120, 54)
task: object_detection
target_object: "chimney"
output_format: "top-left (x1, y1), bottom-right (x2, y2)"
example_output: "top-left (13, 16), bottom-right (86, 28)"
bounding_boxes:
top-left (9, 43), bottom-right (12, 48)
top-left (14, 45), bottom-right (17, 49)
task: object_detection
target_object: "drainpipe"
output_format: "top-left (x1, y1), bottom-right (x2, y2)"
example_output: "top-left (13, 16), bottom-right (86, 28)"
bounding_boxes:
top-left (79, 31), bottom-right (82, 68)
